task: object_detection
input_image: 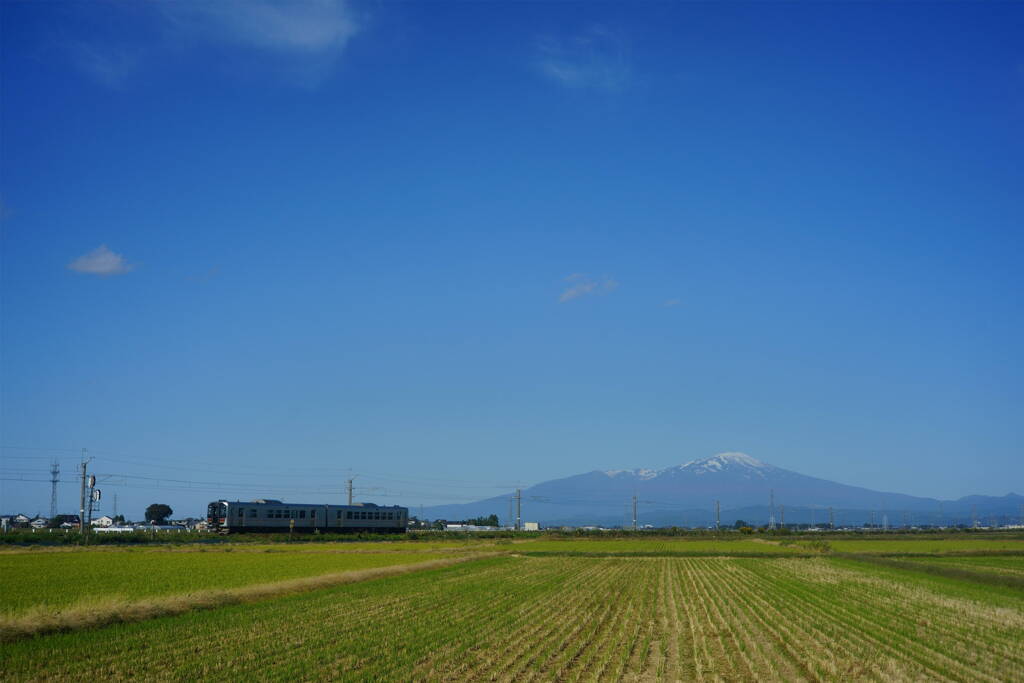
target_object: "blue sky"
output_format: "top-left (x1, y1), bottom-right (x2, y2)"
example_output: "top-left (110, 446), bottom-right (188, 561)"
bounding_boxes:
top-left (2, 1), bottom-right (1022, 519)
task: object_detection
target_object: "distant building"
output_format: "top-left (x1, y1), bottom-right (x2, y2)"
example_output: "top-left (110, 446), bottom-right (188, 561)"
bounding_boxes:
top-left (522, 522), bottom-right (540, 531)
top-left (91, 515), bottom-right (115, 527)
top-left (30, 517), bottom-right (49, 529)
top-left (58, 515), bottom-right (81, 529)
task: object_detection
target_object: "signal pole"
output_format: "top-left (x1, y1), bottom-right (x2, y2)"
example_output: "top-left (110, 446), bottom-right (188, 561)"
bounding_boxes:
top-left (715, 500), bottom-right (720, 531)
top-left (632, 494), bottom-right (638, 531)
top-left (768, 490), bottom-right (775, 530)
top-left (49, 461), bottom-right (60, 519)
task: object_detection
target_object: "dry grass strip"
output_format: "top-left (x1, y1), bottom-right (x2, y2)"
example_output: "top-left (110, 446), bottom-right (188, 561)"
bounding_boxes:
top-left (0, 553), bottom-right (496, 643)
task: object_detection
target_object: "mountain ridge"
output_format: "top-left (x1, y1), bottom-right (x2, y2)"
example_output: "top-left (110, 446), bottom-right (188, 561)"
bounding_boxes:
top-left (420, 453), bottom-right (1023, 527)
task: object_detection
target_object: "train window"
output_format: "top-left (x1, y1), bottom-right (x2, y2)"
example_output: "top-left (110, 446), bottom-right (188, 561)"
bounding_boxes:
top-left (374, 512), bottom-right (380, 520)
top-left (237, 508), bottom-right (243, 516)
top-left (300, 510), bottom-right (306, 518)
top-left (346, 511), bottom-right (352, 519)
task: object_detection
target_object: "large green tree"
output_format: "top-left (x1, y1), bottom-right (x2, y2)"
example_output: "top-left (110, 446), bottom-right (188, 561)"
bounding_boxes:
top-left (145, 504), bottom-right (173, 524)
top-left (466, 514), bottom-right (500, 527)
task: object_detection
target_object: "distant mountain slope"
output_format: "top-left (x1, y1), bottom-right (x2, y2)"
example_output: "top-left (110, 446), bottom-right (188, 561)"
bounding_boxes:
top-left (420, 453), bottom-right (1022, 527)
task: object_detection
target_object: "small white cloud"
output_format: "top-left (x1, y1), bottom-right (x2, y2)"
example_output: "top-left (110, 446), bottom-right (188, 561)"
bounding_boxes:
top-left (559, 273), bottom-right (619, 303)
top-left (663, 298), bottom-right (681, 308)
top-left (536, 26), bottom-right (629, 92)
top-left (66, 43), bottom-right (140, 88)
top-left (161, 0), bottom-right (360, 54)
top-left (68, 245), bottom-right (135, 277)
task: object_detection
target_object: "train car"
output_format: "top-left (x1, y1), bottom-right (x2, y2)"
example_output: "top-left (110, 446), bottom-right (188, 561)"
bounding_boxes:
top-left (206, 499), bottom-right (408, 534)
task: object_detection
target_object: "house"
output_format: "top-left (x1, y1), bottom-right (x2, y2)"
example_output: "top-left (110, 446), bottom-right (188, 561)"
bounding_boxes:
top-left (91, 515), bottom-right (115, 527)
top-left (57, 514), bottom-right (81, 529)
top-left (30, 517), bottom-right (49, 529)
top-left (12, 514), bottom-right (31, 528)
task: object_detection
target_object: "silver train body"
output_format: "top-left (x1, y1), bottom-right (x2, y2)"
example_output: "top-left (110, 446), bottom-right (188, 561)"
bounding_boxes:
top-left (206, 499), bottom-right (408, 534)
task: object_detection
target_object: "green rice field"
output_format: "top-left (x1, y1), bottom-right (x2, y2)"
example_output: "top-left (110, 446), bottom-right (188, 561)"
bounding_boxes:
top-left (1, 533), bottom-right (1021, 681)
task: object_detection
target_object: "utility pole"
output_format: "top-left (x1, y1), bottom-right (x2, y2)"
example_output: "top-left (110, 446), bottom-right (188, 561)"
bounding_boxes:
top-left (829, 507), bottom-right (834, 530)
top-left (715, 500), bottom-right (720, 531)
top-left (514, 488), bottom-right (522, 532)
top-left (768, 490), bottom-right (775, 530)
top-left (49, 460), bottom-right (60, 519)
top-left (780, 504), bottom-right (785, 528)
top-left (78, 449), bottom-right (92, 534)
top-left (113, 493), bottom-right (118, 521)
top-left (811, 506), bottom-right (815, 529)
top-left (971, 504), bottom-right (978, 528)
top-left (632, 494), bottom-right (638, 531)
top-left (86, 474), bottom-right (98, 528)
top-left (346, 477), bottom-right (356, 506)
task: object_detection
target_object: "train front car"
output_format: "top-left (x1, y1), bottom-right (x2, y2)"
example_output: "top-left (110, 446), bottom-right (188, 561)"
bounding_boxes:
top-left (206, 500), bottom-right (229, 532)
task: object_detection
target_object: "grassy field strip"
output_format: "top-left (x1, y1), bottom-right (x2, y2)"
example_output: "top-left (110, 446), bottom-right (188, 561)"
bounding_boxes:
top-left (0, 553), bottom-right (494, 643)
top-left (912, 555), bottom-right (1024, 574)
top-left (824, 539), bottom-right (1024, 554)
top-left (0, 549), bottom-right (455, 615)
top-left (751, 559), bottom-right (1019, 681)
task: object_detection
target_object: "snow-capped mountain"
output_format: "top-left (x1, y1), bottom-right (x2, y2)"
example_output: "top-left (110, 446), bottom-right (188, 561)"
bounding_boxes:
top-left (420, 453), bottom-right (1022, 527)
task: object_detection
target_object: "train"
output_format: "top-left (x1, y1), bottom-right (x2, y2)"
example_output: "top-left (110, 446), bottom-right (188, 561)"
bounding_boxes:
top-left (206, 499), bottom-right (409, 534)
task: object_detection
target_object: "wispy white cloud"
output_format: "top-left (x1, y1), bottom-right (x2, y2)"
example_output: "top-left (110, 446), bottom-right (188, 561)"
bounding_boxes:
top-left (559, 273), bottom-right (619, 303)
top-left (160, 0), bottom-right (360, 54)
top-left (663, 298), bottom-right (681, 308)
top-left (536, 26), bottom-right (629, 92)
top-left (68, 245), bottom-right (135, 277)
top-left (66, 42), bottom-right (140, 88)
top-left (66, 0), bottom-right (362, 88)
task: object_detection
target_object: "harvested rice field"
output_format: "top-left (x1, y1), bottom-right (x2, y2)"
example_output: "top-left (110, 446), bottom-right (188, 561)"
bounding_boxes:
top-left (1, 535), bottom-right (1022, 681)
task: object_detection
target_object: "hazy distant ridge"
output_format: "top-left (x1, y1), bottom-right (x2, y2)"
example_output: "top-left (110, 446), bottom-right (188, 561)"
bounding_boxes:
top-left (421, 453), bottom-right (1022, 527)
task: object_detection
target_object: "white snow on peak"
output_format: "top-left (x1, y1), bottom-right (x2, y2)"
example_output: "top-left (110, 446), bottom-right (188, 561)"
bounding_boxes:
top-left (709, 452), bottom-right (767, 468)
top-left (606, 453), bottom-right (770, 479)
top-left (603, 468), bottom-right (659, 479)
